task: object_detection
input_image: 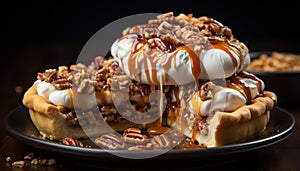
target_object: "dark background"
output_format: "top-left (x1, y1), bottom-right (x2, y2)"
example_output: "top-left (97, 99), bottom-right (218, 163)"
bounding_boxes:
top-left (1, 2), bottom-right (300, 170)
top-left (1, 0), bottom-right (299, 113)
top-left (2, 1), bottom-right (300, 48)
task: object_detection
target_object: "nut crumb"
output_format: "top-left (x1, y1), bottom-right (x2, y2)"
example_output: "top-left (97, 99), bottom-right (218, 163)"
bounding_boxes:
top-left (5, 152), bottom-right (57, 168)
top-left (5, 156), bottom-right (12, 162)
top-left (11, 160), bottom-right (26, 168)
top-left (24, 152), bottom-right (35, 160)
top-left (15, 85), bottom-right (23, 93)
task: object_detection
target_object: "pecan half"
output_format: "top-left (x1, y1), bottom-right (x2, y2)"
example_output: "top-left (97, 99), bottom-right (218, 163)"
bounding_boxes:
top-left (62, 137), bottom-right (84, 147)
top-left (123, 128), bottom-right (149, 145)
top-left (95, 133), bottom-right (126, 150)
top-left (149, 134), bottom-right (171, 149)
top-left (199, 81), bottom-right (215, 101)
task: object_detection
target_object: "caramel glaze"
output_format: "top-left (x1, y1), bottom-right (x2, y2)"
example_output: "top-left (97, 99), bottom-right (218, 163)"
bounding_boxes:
top-left (116, 34), bottom-right (258, 147)
top-left (209, 39), bottom-right (244, 70)
top-left (227, 71), bottom-right (264, 104)
top-left (167, 71), bottom-right (272, 146)
top-left (120, 34), bottom-right (202, 86)
top-left (147, 125), bottom-right (170, 135)
top-left (120, 34), bottom-right (247, 90)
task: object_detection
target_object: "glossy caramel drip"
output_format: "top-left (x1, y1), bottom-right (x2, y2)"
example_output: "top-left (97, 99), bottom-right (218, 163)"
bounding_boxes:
top-left (167, 102), bottom-right (181, 126)
top-left (189, 92), bottom-right (203, 117)
top-left (238, 71), bottom-right (264, 93)
top-left (128, 39), bottom-right (147, 81)
top-left (173, 86), bottom-right (181, 103)
top-left (190, 92), bottom-right (203, 144)
top-left (147, 126), bottom-right (170, 135)
top-left (66, 89), bottom-right (74, 109)
top-left (158, 74), bottom-right (163, 126)
top-left (120, 33), bottom-right (202, 86)
top-left (176, 46), bottom-right (201, 88)
top-left (226, 71), bottom-right (264, 103)
top-left (210, 40), bottom-right (243, 70)
top-left (226, 81), bottom-right (248, 101)
top-left (96, 91), bottom-right (105, 104)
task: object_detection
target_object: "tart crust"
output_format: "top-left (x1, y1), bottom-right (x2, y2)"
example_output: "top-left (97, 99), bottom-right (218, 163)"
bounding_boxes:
top-left (22, 83), bottom-right (161, 141)
top-left (168, 91), bottom-right (276, 147)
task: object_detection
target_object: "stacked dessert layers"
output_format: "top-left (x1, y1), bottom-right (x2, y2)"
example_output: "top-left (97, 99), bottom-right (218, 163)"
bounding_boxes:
top-left (23, 12), bottom-right (277, 147)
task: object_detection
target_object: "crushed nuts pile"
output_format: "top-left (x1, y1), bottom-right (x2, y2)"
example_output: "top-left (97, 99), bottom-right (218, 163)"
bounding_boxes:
top-left (5, 152), bottom-right (56, 168)
top-left (247, 52), bottom-right (300, 71)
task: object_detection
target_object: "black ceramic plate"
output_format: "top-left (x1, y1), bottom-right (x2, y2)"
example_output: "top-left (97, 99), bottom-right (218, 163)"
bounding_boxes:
top-left (4, 105), bottom-right (295, 169)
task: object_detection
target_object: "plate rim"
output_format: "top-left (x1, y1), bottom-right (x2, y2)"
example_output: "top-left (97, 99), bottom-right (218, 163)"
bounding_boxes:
top-left (4, 105), bottom-right (296, 159)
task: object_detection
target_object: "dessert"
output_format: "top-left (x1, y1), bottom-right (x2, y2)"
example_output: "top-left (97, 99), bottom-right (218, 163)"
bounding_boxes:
top-left (23, 58), bottom-right (168, 140)
top-left (110, 12), bottom-right (276, 147)
top-left (22, 12), bottom-right (277, 148)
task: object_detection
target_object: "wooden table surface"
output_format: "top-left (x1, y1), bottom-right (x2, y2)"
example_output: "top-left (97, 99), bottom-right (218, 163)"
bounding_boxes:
top-left (1, 43), bottom-right (299, 171)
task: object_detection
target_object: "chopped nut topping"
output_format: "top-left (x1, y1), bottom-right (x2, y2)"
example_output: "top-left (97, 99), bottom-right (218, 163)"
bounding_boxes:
top-left (247, 52), bottom-right (300, 71)
top-left (123, 13), bottom-right (207, 53)
top-left (5, 152), bottom-right (57, 168)
top-left (65, 111), bottom-right (79, 126)
top-left (121, 12), bottom-right (244, 55)
top-left (199, 81), bottom-right (215, 101)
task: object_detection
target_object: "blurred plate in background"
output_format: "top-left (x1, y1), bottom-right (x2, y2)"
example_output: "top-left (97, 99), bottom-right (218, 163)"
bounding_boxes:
top-left (247, 51), bottom-right (300, 107)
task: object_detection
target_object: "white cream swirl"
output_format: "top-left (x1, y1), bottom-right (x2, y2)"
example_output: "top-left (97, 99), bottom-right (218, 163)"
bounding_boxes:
top-left (36, 80), bottom-right (116, 110)
top-left (187, 86), bottom-right (246, 117)
top-left (36, 81), bottom-right (74, 109)
top-left (111, 34), bottom-right (250, 85)
top-left (173, 75), bottom-right (264, 118)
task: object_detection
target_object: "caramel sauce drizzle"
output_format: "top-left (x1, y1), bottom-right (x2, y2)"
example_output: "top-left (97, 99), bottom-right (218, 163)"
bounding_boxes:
top-left (168, 102), bottom-right (181, 126)
top-left (175, 46), bottom-right (201, 88)
top-left (117, 34), bottom-right (258, 147)
top-left (95, 91), bottom-right (107, 104)
top-left (227, 71), bottom-right (264, 103)
top-left (66, 89), bottom-right (74, 109)
top-left (173, 86), bottom-right (180, 103)
top-left (189, 92), bottom-right (203, 144)
top-left (120, 34), bottom-right (202, 86)
top-left (209, 40), bottom-right (243, 70)
top-left (147, 125), bottom-right (169, 135)
top-left (159, 74), bottom-right (163, 126)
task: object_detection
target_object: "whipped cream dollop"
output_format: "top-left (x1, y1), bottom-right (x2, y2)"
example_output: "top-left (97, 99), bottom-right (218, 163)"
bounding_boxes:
top-left (172, 71), bottom-right (265, 118)
top-left (36, 81), bottom-right (74, 109)
top-left (36, 81), bottom-right (114, 110)
top-left (111, 37), bottom-right (201, 85)
top-left (188, 87), bottom-right (246, 117)
top-left (200, 48), bottom-right (250, 80)
top-left (111, 34), bottom-right (250, 85)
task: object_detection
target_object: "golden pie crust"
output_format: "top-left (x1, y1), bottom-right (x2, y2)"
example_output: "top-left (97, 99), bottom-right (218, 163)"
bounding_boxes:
top-left (22, 83), bottom-right (161, 141)
top-left (23, 81), bottom-right (276, 147)
top-left (168, 91), bottom-right (277, 147)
